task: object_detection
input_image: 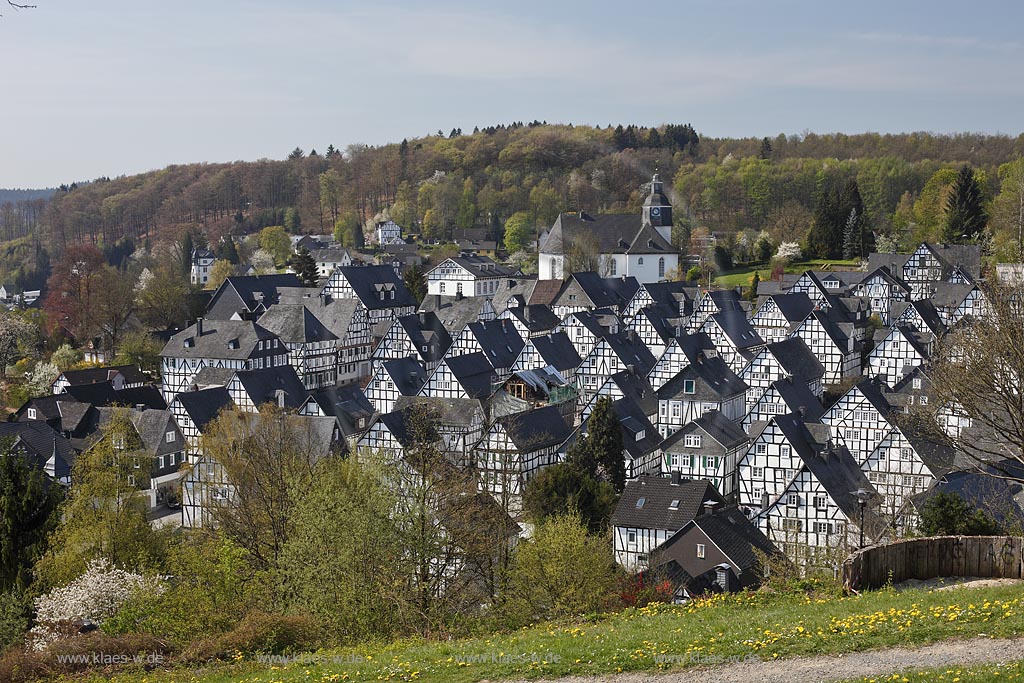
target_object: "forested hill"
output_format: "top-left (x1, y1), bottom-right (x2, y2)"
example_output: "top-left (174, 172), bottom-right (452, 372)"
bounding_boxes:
top-left (0, 188), bottom-right (56, 204)
top-left (1, 123), bottom-right (1023, 288)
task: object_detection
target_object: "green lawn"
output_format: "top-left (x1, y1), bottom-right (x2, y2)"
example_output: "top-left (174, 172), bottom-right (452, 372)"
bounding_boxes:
top-left (838, 661), bottom-right (1024, 683)
top-left (714, 258), bottom-right (863, 289)
top-left (74, 584), bottom-right (1024, 683)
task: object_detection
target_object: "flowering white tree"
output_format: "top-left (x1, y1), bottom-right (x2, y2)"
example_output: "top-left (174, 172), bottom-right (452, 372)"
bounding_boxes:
top-left (26, 361), bottom-right (59, 396)
top-left (774, 241), bottom-right (803, 263)
top-left (30, 559), bottom-right (163, 650)
top-left (250, 248), bottom-right (276, 275)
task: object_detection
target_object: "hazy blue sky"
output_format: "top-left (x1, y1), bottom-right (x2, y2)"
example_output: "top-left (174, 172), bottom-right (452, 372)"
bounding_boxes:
top-left (2, 0), bottom-right (1022, 187)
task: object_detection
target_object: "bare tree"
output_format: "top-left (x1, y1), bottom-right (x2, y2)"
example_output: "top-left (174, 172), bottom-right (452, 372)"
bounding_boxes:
top-left (917, 283), bottom-right (1024, 480)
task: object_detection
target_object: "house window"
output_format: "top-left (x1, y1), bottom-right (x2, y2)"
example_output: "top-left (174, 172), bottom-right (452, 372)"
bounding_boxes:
top-left (681, 454), bottom-right (692, 467)
top-left (634, 429), bottom-right (645, 442)
top-left (813, 522), bottom-right (835, 534)
top-left (27, 408), bottom-right (36, 419)
top-left (920, 396), bottom-right (928, 406)
top-left (440, 282), bottom-right (446, 293)
top-left (166, 431), bottom-right (176, 443)
top-left (900, 448), bottom-right (912, 461)
top-left (638, 257), bottom-right (644, 265)
top-left (669, 453), bottom-right (679, 466)
top-left (782, 519), bottom-right (803, 531)
top-left (781, 445), bottom-right (791, 458)
top-left (755, 443), bottom-right (767, 456)
top-left (658, 257), bottom-right (665, 278)
top-left (912, 378), bottom-right (922, 389)
top-left (669, 499), bottom-right (680, 510)
top-left (814, 496), bottom-right (827, 510)
top-left (671, 403), bottom-right (681, 418)
top-left (786, 494), bottom-right (799, 506)
top-left (702, 455), bottom-right (718, 469)
top-left (627, 530), bottom-right (636, 544)
top-left (683, 379), bottom-right (696, 394)
top-left (752, 466), bottom-right (764, 479)
top-left (684, 434), bottom-right (702, 448)
top-left (609, 258), bottom-right (616, 276)
top-left (696, 543), bottom-right (705, 559)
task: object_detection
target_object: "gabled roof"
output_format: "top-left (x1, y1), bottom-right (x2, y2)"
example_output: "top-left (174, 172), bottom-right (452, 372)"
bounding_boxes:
top-left (58, 365), bottom-right (147, 387)
top-left (772, 412), bottom-right (879, 521)
top-left (930, 281), bottom-right (977, 310)
top-left (419, 293), bottom-right (489, 335)
top-left (465, 319), bottom-right (525, 369)
top-left (612, 399), bottom-right (663, 461)
top-left (661, 410), bottom-right (748, 451)
top-left (207, 274), bottom-right (304, 318)
top-left (541, 213), bottom-right (674, 256)
top-left (708, 309), bottom-right (764, 350)
top-left (442, 352), bottom-right (496, 399)
top-left (867, 252), bottom-right (911, 274)
top-left (552, 272), bottom-right (641, 312)
top-left (309, 384), bottom-right (375, 439)
top-left (331, 265), bottom-right (415, 310)
top-left (612, 475), bottom-right (725, 530)
top-left (658, 356), bottom-right (748, 401)
top-left (761, 292), bottom-right (816, 323)
top-left (231, 365), bottom-right (310, 410)
top-left (257, 304), bottom-right (338, 344)
top-left (927, 242), bottom-right (982, 279)
top-left (394, 395), bottom-right (485, 429)
top-left (172, 387), bottom-right (233, 432)
top-left (382, 357), bottom-right (428, 396)
top-left (604, 367), bottom-right (658, 417)
top-left (496, 405), bottom-right (572, 451)
top-left (506, 304), bottom-right (560, 334)
top-left (670, 504), bottom-right (778, 575)
top-left (396, 312), bottom-right (453, 363)
top-left (764, 378), bottom-right (825, 422)
top-left (431, 254), bottom-right (515, 279)
top-left (0, 421), bottom-right (76, 479)
top-left (162, 320), bottom-right (279, 360)
top-left (765, 338), bottom-right (826, 383)
top-left (529, 332), bottom-right (583, 372)
top-left (641, 280), bottom-right (699, 310)
top-left (888, 299), bottom-right (947, 336)
top-left (601, 329), bottom-right (658, 376)
top-left (861, 265), bottom-right (911, 293)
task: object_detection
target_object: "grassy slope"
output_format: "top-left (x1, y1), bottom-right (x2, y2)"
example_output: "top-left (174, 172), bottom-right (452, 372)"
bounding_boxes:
top-left (714, 258), bottom-right (863, 288)
top-left (79, 584), bottom-right (1024, 683)
top-left (838, 662), bottom-right (1024, 683)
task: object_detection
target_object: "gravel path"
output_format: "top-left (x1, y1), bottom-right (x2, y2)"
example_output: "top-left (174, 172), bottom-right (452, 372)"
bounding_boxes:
top-left (507, 636), bottom-right (1024, 683)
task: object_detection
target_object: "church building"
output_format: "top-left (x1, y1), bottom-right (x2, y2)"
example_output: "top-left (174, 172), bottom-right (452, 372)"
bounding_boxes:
top-left (538, 174), bottom-right (679, 284)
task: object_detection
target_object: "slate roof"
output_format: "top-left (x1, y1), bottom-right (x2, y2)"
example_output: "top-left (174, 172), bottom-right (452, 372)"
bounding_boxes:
top-left (396, 312), bottom-right (452, 363)
top-left (525, 279), bottom-right (563, 307)
top-left (604, 368), bottom-right (659, 417)
top-left (192, 366), bottom-right (236, 388)
top-left (888, 299), bottom-right (947, 335)
top-left (642, 281), bottom-right (699, 312)
top-left (333, 265), bottom-right (416, 310)
top-left (867, 252), bottom-right (911, 274)
top-left (612, 399), bottom-right (663, 462)
top-left (0, 421), bottom-right (76, 480)
top-left (382, 357), bottom-right (428, 396)
top-left (910, 459), bottom-right (1024, 528)
top-left (506, 304), bottom-right (560, 334)
top-left (764, 378), bottom-right (825, 422)
top-left (393, 395), bottom-right (485, 429)
top-left (58, 365), bottom-right (147, 387)
top-left (308, 384), bottom-right (375, 439)
top-left (433, 254), bottom-right (515, 279)
top-left (709, 309), bottom-right (765, 350)
top-left (62, 382), bottom-right (167, 411)
top-left (602, 329), bottom-right (658, 376)
top-left (173, 387), bottom-right (233, 432)
top-left (772, 413), bottom-right (881, 523)
top-left (930, 281), bottom-right (976, 310)
top-left (206, 274), bottom-right (304, 318)
top-left (928, 243), bottom-right (982, 279)
top-left (232, 365), bottom-right (310, 410)
top-left (612, 475), bottom-right (725, 530)
top-left (419, 294), bottom-right (488, 335)
top-left (443, 352), bottom-right (497, 399)
top-left (497, 405), bottom-right (572, 451)
top-left (693, 410), bottom-right (749, 449)
top-left (762, 292), bottom-right (816, 323)
top-left (529, 332), bottom-right (583, 372)
top-left (541, 212), bottom-right (674, 256)
top-left (766, 338), bottom-right (826, 383)
top-left (672, 504), bottom-right (778, 574)
top-left (465, 319), bottom-right (525, 369)
top-left (162, 320), bottom-right (279, 360)
top-left (658, 356), bottom-right (748, 401)
top-left (257, 304), bottom-right (338, 343)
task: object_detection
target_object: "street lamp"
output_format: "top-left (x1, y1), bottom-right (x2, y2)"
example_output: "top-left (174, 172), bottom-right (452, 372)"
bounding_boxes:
top-left (851, 488), bottom-right (873, 549)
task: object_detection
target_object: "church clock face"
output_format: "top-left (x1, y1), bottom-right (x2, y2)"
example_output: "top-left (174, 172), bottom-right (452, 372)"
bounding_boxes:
top-left (651, 207), bottom-right (661, 217)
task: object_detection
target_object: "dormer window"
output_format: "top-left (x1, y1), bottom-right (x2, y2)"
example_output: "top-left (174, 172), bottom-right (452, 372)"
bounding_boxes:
top-left (669, 499), bottom-right (680, 510)
top-left (27, 408), bottom-right (36, 420)
top-left (635, 429), bottom-right (645, 441)
top-left (683, 379), bottom-right (696, 394)
top-left (635, 497), bottom-right (646, 509)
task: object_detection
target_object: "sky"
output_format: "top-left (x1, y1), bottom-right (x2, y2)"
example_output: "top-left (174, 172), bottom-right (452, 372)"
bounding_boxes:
top-left (1, 0), bottom-right (1023, 187)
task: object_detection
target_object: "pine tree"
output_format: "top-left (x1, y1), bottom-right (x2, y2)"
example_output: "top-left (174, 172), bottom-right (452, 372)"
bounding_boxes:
top-left (748, 271), bottom-right (760, 301)
top-left (290, 247), bottom-right (319, 287)
top-left (403, 264), bottom-right (426, 305)
top-left (0, 444), bottom-right (63, 592)
top-left (217, 237), bottom-right (239, 264)
top-left (573, 396), bottom-right (625, 492)
top-left (842, 207), bottom-right (860, 260)
top-left (944, 164), bottom-right (988, 243)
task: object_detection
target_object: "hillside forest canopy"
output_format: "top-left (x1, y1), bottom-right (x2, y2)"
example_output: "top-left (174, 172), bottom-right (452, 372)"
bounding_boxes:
top-left (1, 123), bottom-right (1024, 294)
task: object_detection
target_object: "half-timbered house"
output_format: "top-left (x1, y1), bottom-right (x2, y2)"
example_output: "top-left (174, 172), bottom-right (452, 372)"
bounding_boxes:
top-left (365, 357), bottom-right (427, 415)
top-left (659, 410), bottom-right (748, 497)
top-left (426, 254), bottom-right (515, 298)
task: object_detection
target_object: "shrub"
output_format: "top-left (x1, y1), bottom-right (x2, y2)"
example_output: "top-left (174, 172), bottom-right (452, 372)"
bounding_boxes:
top-left (0, 591), bottom-right (30, 651)
top-left (0, 632), bottom-right (173, 683)
top-left (182, 611), bottom-right (321, 663)
top-left (30, 559), bottom-right (163, 651)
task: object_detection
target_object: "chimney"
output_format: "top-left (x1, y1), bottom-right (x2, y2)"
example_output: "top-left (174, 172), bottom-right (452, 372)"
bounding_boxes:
top-left (702, 499), bottom-right (719, 517)
top-left (434, 293), bottom-right (441, 309)
top-left (456, 290), bottom-right (463, 300)
top-left (670, 471), bottom-right (682, 486)
top-left (419, 311), bottom-right (428, 327)
top-left (134, 403), bottom-right (146, 412)
top-left (275, 389), bottom-right (286, 408)
top-left (196, 318), bottom-right (204, 336)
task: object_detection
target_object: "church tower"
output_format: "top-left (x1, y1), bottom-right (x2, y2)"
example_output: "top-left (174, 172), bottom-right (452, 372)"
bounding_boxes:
top-left (642, 173), bottom-right (673, 242)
